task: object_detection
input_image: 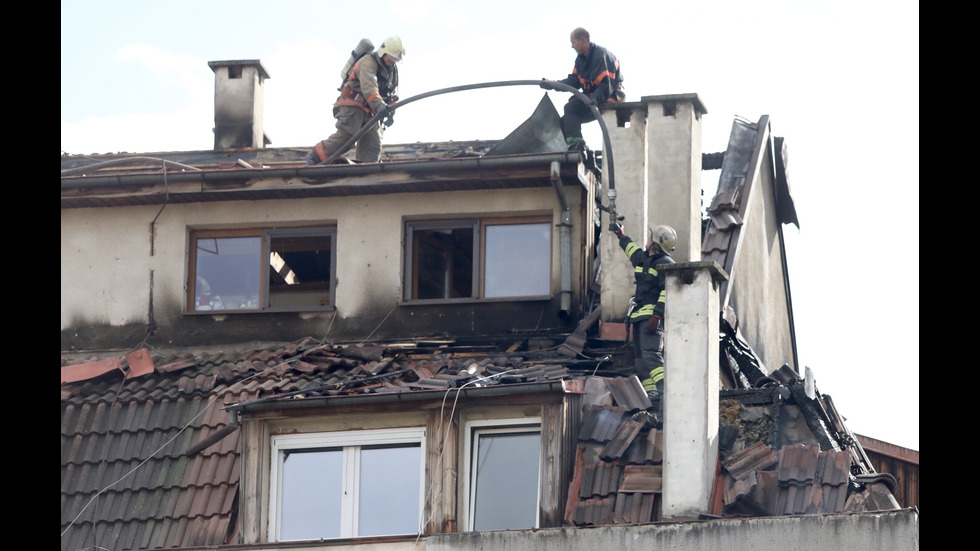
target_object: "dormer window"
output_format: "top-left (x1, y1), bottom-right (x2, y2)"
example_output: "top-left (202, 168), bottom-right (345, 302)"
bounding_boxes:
top-left (403, 216), bottom-right (552, 302)
top-left (187, 226), bottom-right (336, 313)
top-left (269, 428), bottom-right (426, 541)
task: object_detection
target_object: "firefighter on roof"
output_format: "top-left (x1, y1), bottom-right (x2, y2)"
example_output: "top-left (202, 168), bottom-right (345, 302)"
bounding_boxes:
top-left (306, 36), bottom-right (404, 165)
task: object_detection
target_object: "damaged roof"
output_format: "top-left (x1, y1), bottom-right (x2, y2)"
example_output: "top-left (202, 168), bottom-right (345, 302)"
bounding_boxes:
top-left (61, 331), bottom-right (900, 550)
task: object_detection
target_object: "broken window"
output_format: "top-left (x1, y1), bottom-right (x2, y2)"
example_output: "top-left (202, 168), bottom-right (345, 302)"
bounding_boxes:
top-left (404, 217), bottom-right (551, 302)
top-left (188, 226), bottom-right (336, 312)
top-left (270, 428), bottom-right (425, 541)
top-left (463, 420), bottom-right (541, 531)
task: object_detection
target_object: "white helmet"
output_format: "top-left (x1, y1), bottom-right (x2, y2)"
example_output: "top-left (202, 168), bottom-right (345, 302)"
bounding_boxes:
top-left (649, 225), bottom-right (677, 254)
top-left (377, 36), bottom-right (405, 61)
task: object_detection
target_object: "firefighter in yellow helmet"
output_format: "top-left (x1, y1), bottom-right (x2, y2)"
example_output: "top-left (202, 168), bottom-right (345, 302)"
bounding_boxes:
top-left (306, 36), bottom-right (404, 165)
top-left (609, 223), bottom-right (677, 395)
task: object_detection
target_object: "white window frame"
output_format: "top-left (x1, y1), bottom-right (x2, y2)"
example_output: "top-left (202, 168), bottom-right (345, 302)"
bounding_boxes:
top-left (269, 427), bottom-right (426, 541)
top-left (461, 418), bottom-right (542, 531)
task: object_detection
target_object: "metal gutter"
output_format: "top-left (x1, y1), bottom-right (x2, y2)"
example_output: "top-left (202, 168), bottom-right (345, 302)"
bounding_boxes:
top-left (227, 380), bottom-right (565, 415)
top-left (61, 151), bottom-right (584, 192)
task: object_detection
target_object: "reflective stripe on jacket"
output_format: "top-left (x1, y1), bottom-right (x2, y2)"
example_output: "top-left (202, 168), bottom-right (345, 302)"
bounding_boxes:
top-left (618, 235), bottom-right (674, 321)
top-left (558, 42), bottom-right (624, 105)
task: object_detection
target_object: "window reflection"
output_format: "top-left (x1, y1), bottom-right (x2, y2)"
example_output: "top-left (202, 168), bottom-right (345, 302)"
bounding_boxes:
top-left (194, 236), bottom-right (261, 310)
top-left (280, 449), bottom-right (342, 540)
top-left (472, 429), bottom-right (540, 530)
top-left (484, 223), bottom-right (550, 298)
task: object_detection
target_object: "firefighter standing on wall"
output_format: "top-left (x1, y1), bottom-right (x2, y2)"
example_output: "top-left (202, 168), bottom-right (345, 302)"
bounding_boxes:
top-left (609, 223), bottom-right (677, 395)
top-left (306, 36), bottom-right (405, 165)
top-left (554, 27), bottom-right (625, 151)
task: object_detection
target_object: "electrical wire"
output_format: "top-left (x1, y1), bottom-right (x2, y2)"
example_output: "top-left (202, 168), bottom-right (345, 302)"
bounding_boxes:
top-left (358, 303), bottom-right (397, 346)
top-left (417, 367), bottom-right (521, 540)
top-left (61, 351), bottom-right (312, 539)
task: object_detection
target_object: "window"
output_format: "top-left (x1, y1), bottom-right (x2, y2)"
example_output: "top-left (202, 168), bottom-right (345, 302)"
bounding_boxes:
top-left (463, 420), bottom-right (541, 531)
top-left (404, 217), bottom-right (551, 302)
top-left (269, 428), bottom-right (425, 541)
top-left (188, 226), bottom-right (336, 312)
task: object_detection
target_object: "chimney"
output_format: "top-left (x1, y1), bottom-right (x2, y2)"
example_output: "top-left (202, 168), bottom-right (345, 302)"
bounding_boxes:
top-left (208, 60), bottom-right (271, 150)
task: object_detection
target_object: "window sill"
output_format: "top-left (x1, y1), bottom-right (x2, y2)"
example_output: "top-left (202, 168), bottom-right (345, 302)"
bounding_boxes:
top-left (185, 305), bottom-right (337, 315)
top-left (399, 295), bottom-right (551, 306)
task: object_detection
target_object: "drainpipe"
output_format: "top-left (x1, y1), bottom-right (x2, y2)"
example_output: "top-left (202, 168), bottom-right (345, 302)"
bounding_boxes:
top-left (550, 160), bottom-right (572, 317)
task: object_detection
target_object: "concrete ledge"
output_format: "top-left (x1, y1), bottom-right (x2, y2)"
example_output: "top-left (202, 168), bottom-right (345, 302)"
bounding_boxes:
top-left (661, 261), bottom-right (729, 286)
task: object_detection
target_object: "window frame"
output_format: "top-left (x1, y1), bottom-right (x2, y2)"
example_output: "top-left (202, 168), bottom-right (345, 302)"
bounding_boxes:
top-left (268, 427), bottom-right (427, 542)
top-left (461, 418), bottom-right (542, 531)
top-left (403, 216), bottom-right (553, 304)
top-left (187, 226), bottom-right (337, 314)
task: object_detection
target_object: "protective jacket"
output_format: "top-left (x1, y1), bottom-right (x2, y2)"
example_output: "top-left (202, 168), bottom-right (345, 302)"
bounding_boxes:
top-left (336, 52), bottom-right (399, 115)
top-left (559, 42), bottom-right (624, 105)
top-left (618, 235), bottom-right (675, 322)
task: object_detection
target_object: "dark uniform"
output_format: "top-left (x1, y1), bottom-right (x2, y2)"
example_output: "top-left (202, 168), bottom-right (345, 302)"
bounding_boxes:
top-left (616, 231), bottom-right (674, 393)
top-left (557, 42), bottom-right (625, 146)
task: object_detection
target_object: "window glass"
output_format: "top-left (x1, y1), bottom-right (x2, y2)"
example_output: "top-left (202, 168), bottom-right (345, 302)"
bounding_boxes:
top-left (190, 227), bottom-right (335, 312)
top-left (468, 425), bottom-right (541, 531)
top-left (271, 429), bottom-right (424, 541)
top-left (405, 218), bottom-right (550, 301)
top-left (358, 444), bottom-right (422, 536)
top-left (280, 449), bottom-right (342, 540)
top-left (484, 223), bottom-right (551, 298)
top-left (407, 221), bottom-right (476, 300)
top-left (193, 236), bottom-right (261, 310)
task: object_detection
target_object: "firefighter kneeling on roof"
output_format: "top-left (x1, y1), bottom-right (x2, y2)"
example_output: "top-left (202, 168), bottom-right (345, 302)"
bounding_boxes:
top-left (306, 36), bottom-right (404, 165)
top-left (609, 222), bottom-right (677, 395)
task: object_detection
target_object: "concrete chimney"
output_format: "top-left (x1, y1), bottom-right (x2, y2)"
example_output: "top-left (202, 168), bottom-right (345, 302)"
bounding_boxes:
top-left (208, 60), bottom-right (271, 150)
top-left (660, 260), bottom-right (727, 519)
top-left (600, 94), bottom-right (708, 323)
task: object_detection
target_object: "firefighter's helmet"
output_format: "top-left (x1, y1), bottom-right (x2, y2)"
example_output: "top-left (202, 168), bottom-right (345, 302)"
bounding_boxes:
top-left (378, 36), bottom-right (405, 61)
top-left (649, 225), bottom-right (677, 254)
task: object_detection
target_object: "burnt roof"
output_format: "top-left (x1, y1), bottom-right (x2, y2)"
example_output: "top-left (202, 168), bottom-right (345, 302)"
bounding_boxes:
top-left (61, 332), bottom-right (899, 550)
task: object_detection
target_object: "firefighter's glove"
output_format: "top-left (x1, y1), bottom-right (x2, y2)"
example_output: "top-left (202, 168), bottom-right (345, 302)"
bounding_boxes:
top-left (377, 104), bottom-right (395, 127)
top-left (646, 315), bottom-right (661, 334)
top-left (609, 223), bottom-right (624, 238)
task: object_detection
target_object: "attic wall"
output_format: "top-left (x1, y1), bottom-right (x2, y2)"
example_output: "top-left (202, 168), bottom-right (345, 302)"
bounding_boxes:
top-left (60, 186), bottom-right (589, 350)
top-left (727, 145), bottom-right (795, 372)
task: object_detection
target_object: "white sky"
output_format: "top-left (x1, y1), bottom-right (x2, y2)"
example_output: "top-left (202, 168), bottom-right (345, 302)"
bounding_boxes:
top-left (61, 0), bottom-right (919, 450)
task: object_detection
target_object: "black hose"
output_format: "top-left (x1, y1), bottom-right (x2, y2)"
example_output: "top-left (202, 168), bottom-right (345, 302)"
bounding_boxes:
top-left (318, 80), bottom-right (616, 217)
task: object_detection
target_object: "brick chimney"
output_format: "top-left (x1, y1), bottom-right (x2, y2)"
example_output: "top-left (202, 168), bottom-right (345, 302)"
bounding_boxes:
top-left (208, 60), bottom-right (271, 150)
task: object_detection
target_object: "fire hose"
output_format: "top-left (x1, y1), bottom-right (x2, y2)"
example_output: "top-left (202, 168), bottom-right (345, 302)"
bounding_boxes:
top-left (316, 79), bottom-right (620, 224)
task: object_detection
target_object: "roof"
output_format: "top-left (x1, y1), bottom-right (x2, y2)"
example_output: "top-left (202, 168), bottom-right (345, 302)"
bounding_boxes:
top-left (61, 332), bottom-right (899, 550)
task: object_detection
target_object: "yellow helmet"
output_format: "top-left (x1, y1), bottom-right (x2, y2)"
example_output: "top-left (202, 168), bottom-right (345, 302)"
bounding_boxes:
top-left (649, 225), bottom-right (677, 254)
top-left (377, 36), bottom-right (405, 61)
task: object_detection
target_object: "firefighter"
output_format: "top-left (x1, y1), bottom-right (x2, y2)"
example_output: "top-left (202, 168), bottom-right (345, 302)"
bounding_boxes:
top-left (609, 223), bottom-right (676, 395)
top-left (555, 27), bottom-right (625, 151)
top-left (306, 36), bottom-right (404, 165)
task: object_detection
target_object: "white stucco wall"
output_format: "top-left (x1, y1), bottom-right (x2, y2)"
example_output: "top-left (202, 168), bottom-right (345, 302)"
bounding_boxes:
top-left (61, 185), bottom-right (580, 331)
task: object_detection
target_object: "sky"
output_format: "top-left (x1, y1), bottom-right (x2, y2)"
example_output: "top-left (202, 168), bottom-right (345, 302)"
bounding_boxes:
top-left (61, 1), bottom-right (919, 451)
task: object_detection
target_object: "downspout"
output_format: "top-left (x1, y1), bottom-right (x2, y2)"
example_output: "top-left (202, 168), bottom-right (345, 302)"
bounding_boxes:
top-left (550, 160), bottom-right (572, 317)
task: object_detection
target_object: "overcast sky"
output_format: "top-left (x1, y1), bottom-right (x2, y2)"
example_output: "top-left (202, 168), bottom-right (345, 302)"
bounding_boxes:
top-left (61, 0), bottom-right (919, 450)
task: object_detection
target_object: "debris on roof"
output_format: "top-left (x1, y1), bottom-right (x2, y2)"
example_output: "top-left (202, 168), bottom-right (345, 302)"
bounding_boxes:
top-left (61, 333), bottom-right (898, 550)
